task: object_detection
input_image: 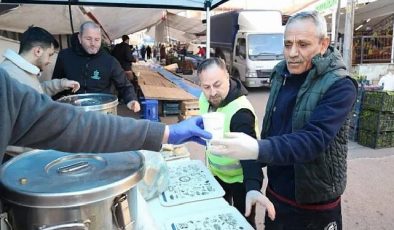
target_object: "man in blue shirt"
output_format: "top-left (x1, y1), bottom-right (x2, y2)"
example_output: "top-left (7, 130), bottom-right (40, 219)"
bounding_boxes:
top-left (211, 11), bottom-right (357, 230)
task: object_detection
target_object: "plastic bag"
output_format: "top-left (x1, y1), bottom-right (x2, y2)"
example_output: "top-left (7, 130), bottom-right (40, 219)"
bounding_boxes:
top-left (137, 150), bottom-right (169, 201)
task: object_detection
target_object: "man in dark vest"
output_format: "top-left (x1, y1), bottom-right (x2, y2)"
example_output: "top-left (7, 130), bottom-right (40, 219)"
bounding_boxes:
top-left (210, 11), bottom-right (357, 230)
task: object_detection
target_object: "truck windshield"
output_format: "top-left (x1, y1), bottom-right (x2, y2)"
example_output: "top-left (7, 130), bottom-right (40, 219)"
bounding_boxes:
top-left (248, 34), bottom-right (284, 60)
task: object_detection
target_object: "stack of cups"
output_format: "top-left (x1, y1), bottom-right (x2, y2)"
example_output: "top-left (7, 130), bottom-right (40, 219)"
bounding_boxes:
top-left (202, 112), bottom-right (225, 148)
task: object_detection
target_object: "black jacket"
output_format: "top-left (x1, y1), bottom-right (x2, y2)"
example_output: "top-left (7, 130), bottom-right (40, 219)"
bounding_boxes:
top-left (211, 78), bottom-right (263, 192)
top-left (52, 38), bottom-right (137, 103)
top-left (112, 42), bottom-right (134, 71)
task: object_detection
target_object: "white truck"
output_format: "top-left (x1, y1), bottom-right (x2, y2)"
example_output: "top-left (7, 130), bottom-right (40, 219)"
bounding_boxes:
top-left (211, 10), bottom-right (284, 87)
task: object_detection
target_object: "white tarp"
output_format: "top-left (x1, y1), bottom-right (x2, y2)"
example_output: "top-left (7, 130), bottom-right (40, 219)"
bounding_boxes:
top-left (0, 35), bottom-right (18, 62)
top-left (83, 6), bottom-right (165, 40)
top-left (0, 5), bottom-right (90, 34)
top-left (0, 5), bottom-right (205, 41)
top-left (148, 22), bottom-right (198, 43)
top-left (146, 11), bottom-right (205, 43)
top-left (165, 12), bottom-right (205, 34)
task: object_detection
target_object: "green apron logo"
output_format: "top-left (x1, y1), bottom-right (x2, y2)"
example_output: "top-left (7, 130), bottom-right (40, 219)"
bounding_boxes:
top-left (91, 70), bottom-right (100, 80)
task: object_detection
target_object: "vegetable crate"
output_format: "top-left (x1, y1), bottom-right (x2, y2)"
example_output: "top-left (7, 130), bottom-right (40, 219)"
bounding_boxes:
top-left (359, 109), bottom-right (394, 132)
top-left (162, 102), bottom-right (180, 116)
top-left (141, 99), bottom-right (159, 121)
top-left (358, 129), bottom-right (394, 149)
top-left (362, 91), bottom-right (394, 112)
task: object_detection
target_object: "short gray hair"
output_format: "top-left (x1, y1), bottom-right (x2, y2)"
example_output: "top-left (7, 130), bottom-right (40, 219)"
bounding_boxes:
top-left (197, 57), bottom-right (227, 76)
top-left (80, 21), bottom-right (101, 35)
top-left (286, 11), bottom-right (328, 39)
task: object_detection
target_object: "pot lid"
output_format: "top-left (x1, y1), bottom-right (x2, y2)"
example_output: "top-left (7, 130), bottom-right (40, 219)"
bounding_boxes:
top-left (0, 150), bottom-right (144, 208)
top-left (57, 93), bottom-right (118, 111)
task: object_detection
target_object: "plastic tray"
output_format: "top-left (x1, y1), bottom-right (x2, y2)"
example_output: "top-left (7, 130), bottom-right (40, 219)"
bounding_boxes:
top-left (159, 160), bottom-right (225, 206)
top-left (165, 206), bottom-right (253, 230)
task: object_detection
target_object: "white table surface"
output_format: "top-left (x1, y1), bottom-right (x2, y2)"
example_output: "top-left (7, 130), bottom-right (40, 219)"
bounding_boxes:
top-left (136, 158), bottom-right (232, 229)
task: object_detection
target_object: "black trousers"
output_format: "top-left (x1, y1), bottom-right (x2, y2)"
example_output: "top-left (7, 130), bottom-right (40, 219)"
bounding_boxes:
top-left (215, 177), bottom-right (256, 228)
top-left (265, 193), bottom-right (342, 230)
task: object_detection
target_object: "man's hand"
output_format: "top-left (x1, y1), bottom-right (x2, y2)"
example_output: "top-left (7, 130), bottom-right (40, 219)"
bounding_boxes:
top-left (63, 80), bottom-right (80, 93)
top-left (168, 116), bottom-right (212, 145)
top-left (209, 132), bottom-right (259, 160)
top-left (127, 100), bottom-right (141, 113)
top-left (245, 190), bottom-right (276, 221)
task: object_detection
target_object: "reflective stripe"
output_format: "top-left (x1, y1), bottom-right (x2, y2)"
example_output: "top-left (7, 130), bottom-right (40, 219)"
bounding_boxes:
top-left (208, 158), bottom-right (242, 171)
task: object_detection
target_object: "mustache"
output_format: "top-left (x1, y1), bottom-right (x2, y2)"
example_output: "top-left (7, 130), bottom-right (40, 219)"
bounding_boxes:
top-left (287, 60), bottom-right (303, 64)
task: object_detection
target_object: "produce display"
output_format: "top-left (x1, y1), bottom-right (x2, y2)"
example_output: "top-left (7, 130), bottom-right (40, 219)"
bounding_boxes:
top-left (358, 130), bottom-right (394, 148)
top-left (358, 90), bottom-right (394, 148)
top-left (359, 109), bottom-right (394, 131)
top-left (362, 91), bottom-right (394, 112)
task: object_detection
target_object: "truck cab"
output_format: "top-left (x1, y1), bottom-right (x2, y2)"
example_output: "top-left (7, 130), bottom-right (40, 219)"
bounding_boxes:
top-left (232, 31), bottom-right (284, 87)
top-left (211, 10), bottom-right (284, 87)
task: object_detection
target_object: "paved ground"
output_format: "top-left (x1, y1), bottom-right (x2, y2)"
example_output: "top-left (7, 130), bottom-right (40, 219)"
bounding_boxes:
top-left (119, 81), bottom-right (394, 229)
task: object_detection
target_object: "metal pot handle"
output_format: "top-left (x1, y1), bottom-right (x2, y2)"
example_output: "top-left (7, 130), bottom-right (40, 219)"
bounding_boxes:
top-left (38, 221), bottom-right (90, 230)
top-left (57, 161), bottom-right (89, 174)
top-left (0, 212), bottom-right (12, 230)
top-left (112, 193), bottom-right (133, 229)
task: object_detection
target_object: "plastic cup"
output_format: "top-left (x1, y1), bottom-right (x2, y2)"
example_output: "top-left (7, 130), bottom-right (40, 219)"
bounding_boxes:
top-left (202, 112), bottom-right (225, 140)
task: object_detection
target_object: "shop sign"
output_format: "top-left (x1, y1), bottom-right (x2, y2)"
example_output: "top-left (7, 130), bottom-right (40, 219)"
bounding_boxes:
top-left (316, 0), bottom-right (338, 12)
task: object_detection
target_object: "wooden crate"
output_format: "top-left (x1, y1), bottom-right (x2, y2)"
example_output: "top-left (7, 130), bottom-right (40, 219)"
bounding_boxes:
top-left (181, 100), bottom-right (199, 115)
top-left (178, 100), bottom-right (200, 121)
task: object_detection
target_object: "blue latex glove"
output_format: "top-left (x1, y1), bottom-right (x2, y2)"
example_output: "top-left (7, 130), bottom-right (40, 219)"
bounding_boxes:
top-left (168, 116), bottom-right (212, 145)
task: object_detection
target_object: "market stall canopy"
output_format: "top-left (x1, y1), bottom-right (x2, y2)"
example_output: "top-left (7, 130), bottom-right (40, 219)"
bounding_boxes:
top-left (0, 4), bottom-right (206, 40)
top-left (0, 4), bottom-right (90, 34)
top-left (146, 12), bottom-right (206, 43)
top-left (165, 12), bottom-right (205, 34)
top-left (83, 6), bottom-right (165, 40)
top-left (0, 0), bottom-right (229, 10)
top-left (147, 24), bottom-right (197, 43)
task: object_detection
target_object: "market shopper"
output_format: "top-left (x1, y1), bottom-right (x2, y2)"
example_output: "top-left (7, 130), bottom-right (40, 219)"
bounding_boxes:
top-left (0, 68), bottom-right (211, 161)
top-left (140, 45), bottom-right (146, 61)
top-left (210, 11), bottom-right (357, 230)
top-left (112, 35), bottom-right (136, 81)
top-left (0, 26), bottom-right (79, 96)
top-left (146, 45), bottom-right (152, 60)
top-left (52, 21), bottom-right (140, 113)
top-left (0, 26), bottom-right (80, 156)
top-left (197, 46), bottom-right (206, 57)
top-left (378, 65), bottom-right (394, 91)
top-left (198, 57), bottom-right (275, 226)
